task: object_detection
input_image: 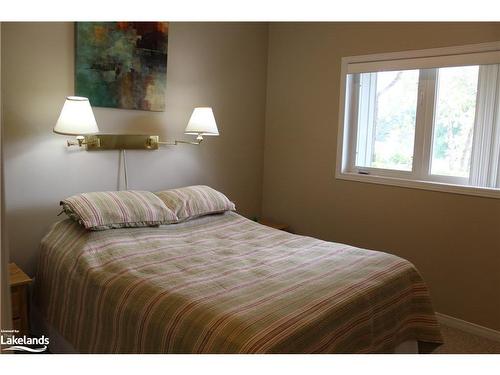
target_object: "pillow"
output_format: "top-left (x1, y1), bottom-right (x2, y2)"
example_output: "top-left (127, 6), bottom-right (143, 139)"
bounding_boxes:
top-left (61, 190), bottom-right (178, 230)
top-left (154, 185), bottom-right (235, 222)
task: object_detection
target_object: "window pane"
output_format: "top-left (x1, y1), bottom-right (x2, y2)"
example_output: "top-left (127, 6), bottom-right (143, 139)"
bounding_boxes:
top-left (431, 66), bottom-right (479, 177)
top-left (355, 70), bottom-right (419, 171)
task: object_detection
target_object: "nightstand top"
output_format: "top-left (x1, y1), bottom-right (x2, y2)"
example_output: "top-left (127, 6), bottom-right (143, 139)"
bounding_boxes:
top-left (9, 263), bottom-right (32, 287)
top-left (257, 219), bottom-right (289, 231)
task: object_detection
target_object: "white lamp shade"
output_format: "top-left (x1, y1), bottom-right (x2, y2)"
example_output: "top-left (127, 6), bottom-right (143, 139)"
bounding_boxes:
top-left (184, 107), bottom-right (219, 136)
top-left (53, 96), bottom-right (99, 136)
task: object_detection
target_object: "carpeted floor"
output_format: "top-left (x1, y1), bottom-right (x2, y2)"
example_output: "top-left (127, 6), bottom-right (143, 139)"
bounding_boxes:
top-left (433, 324), bottom-right (500, 354)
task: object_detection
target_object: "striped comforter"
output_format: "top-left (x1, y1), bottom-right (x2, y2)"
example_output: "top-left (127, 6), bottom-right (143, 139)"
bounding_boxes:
top-left (35, 212), bottom-right (442, 353)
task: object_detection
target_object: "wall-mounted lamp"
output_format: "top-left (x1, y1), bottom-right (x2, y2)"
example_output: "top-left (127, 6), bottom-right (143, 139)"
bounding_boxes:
top-left (54, 97), bottom-right (220, 150)
top-left (158, 107), bottom-right (219, 146)
top-left (53, 96), bottom-right (100, 147)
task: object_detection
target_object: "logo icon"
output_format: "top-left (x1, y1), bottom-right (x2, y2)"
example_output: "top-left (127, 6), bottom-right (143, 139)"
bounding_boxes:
top-left (1, 329), bottom-right (49, 353)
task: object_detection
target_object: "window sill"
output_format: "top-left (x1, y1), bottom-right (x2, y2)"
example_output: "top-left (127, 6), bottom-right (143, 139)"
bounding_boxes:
top-left (336, 171), bottom-right (500, 199)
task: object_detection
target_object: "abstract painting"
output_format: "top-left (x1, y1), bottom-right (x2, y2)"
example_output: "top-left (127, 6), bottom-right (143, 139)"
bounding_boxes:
top-left (75, 22), bottom-right (168, 112)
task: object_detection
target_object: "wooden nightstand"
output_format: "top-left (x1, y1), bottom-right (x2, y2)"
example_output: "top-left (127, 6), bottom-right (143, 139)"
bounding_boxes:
top-left (257, 218), bottom-right (290, 232)
top-left (9, 263), bottom-right (32, 336)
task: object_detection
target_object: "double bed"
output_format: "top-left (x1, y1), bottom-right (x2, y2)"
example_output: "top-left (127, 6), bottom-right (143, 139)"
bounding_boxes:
top-left (33, 210), bottom-right (442, 353)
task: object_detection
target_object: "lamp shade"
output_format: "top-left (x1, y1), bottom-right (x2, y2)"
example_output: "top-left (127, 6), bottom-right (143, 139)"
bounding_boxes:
top-left (184, 107), bottom-right (219, 136)
top-left (53, 96), bottom-right (99, 136)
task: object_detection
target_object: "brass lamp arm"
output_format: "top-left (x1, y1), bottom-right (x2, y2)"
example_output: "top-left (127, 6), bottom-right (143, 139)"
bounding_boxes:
top-left (157, 138), bottom-right (204, 146)
top-left (64, 134), bottom-right (206, 150)
top-left (66, 135), bottom-right (100, 148)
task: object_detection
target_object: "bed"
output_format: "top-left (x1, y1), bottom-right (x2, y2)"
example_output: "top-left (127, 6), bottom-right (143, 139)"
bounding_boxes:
top-left (33, 210), bottom-right (443, 353)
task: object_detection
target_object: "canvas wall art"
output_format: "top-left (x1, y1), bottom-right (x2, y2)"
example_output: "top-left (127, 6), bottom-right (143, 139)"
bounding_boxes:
top-left (75, 22), bottom-right (168, 112)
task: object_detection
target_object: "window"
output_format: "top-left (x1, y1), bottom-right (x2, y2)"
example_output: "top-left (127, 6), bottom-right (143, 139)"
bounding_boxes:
top-left (337, 42), bottom-right (500, 198)
top-left (431, 66), bottom-right (478, 178)
top-left (355, 70), bottom-right (419, 172)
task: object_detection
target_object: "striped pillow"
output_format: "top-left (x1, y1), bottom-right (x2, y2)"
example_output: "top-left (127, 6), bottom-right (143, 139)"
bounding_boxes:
top-left (61, 191), bottom-right (178, 230)
top-left (155, 185), bottom-right (235, 222)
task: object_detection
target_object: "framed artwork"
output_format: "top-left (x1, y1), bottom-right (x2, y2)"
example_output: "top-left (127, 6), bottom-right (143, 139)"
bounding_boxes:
top-left (75, 22), bottom-right (168, 112)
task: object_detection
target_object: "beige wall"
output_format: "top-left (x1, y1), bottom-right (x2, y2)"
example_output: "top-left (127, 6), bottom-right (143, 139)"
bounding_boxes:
top-left (2, 22), bottom-right (268, 275)
top-left (262, 23), bottom-right (500, 331)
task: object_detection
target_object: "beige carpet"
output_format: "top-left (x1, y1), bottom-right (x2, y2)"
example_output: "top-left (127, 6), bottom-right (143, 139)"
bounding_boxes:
top-left (433, 324), bottom-right (500, 354)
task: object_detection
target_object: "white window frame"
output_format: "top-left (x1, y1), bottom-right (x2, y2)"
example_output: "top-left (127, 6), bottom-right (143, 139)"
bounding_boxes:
top-left (336, 41), bottom-right (500, 199)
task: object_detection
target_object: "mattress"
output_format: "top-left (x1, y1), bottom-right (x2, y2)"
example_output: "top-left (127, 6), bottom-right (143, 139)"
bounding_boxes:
top-left (34, 211), bottom-right (442, 353)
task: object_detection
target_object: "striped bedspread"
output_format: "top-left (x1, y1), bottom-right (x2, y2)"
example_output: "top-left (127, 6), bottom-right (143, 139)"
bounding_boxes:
top-left (34, 212), bottom-right (442, 353)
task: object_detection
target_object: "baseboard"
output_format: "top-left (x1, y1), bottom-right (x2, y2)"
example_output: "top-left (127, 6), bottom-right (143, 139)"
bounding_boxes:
top-left (436, 312), bottom-right (500, 343)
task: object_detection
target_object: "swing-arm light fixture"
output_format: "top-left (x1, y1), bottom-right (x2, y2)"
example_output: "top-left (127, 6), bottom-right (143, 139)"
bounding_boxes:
top-left (53, 97), bottom-right (219, 150)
